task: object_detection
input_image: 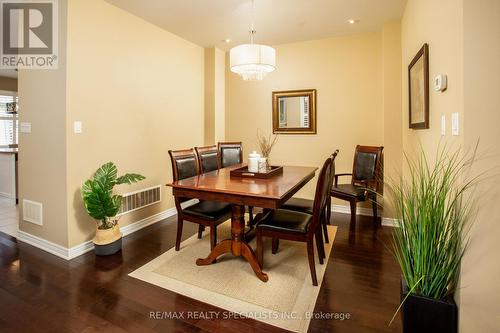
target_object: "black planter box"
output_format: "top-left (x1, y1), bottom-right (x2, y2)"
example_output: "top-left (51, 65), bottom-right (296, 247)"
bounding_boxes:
top-left (401, 279), bottom-right (457, 333)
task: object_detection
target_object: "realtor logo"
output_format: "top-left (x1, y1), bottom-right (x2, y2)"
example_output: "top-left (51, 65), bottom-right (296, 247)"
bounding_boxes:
top-left (0, 0), bottom-right (58, 69)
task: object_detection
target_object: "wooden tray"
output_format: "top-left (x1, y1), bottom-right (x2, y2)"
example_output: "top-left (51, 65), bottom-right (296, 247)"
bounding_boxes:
top-left (230, 165), bottom-right (283, 179)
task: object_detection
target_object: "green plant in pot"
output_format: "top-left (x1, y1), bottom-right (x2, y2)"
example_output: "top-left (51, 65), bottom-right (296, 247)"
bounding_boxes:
top-left (81, 162), bottom-right (145, 256)
top-left (388, 146), bottom-right (479, 333)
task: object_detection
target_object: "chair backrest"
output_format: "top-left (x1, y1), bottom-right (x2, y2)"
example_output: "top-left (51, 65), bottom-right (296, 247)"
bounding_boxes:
top-left (218, 141), bottom-right (243, 168)
top-left (168, 148), bottom-right (199, 182)
top-left (195, 145), bottom-right (220, 173)
top-left (351, 145), bottom-right (383, 190)
top-left (330, 149), bottom-right (339, 187)
top-left (310, 156), bottom-right (334, 233)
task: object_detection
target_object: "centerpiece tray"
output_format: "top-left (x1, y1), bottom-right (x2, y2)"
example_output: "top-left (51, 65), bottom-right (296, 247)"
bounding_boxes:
top-left (230, 165), bottom-right (283, 179)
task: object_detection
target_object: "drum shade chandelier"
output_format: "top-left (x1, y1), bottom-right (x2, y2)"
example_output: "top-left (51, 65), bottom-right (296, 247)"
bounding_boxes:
top-left (229, 0), bottom-right (276, 81)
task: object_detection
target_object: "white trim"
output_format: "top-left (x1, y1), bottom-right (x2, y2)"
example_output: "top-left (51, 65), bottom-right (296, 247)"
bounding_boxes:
top-left (0, 191), bottom-right (15, 199)
top-left (381, 217), bottom-right (399, 227)
top-left (17, 199), bottom-right (198, 260)
top-left (17, 230), bottom-right (73, 260)
top-left (330, 204), bottom-right (398, 227)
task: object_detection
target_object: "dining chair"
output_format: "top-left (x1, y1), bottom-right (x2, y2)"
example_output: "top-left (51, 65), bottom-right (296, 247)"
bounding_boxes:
top-left (195, 145), bottom-right (220, 173)
top-left (256, 156), bottom-right (333, 286)
top-left (168, 148), bottom-right (231, 251)
top-left (280, 150), bottom-right (339, 246)
top-left (217, 141), bottom-right (254, 225)
top-left (328, 145), bottom-right (383, 226)
top-left (217, 141), bottom-right (243, 168)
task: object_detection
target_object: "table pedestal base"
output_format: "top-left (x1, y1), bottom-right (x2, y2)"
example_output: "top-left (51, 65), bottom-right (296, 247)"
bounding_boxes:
top-left (196, 205), bottom-right (269, 282)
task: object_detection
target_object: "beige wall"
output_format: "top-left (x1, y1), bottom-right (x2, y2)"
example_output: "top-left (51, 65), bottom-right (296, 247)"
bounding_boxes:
top-left (382, 21), bottom-right (403, 217)
top-left (64, 0), bottom-right (205, 247)
top-left (401, 0), bottom-right (464, 158)
top-left (226, 32), bottom-right (402, 213)
top-left (459, 0), bottom-right (500, 331)
top-left (18, 0), bottom-right (68, 246)
top-left (0, 77), bottom-right (17, 91)
top-left (402, 0), bottom-right (500, 331)
top-left (204, 47), bottom-right (225, 145)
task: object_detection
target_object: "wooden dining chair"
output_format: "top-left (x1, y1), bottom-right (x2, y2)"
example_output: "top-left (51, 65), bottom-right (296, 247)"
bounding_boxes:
top-left (168, 148), bottom-right (231, 251)
top-left (195, 145), bottom-right (220, 173)
top-left (328, 145), bottom-right (383, 226)
top-left (280, 150), bottom-right (339, 246)
top-left (256, 156), bottom-right (334, 286)
top-left (218, 142), bottom-right (243, 168)
top-left (217, 141), bottom-right (254, 225)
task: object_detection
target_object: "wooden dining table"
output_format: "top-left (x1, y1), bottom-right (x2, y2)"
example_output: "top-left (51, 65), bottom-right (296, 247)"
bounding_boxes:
top-left (167, 164), bottom-right (318, 282)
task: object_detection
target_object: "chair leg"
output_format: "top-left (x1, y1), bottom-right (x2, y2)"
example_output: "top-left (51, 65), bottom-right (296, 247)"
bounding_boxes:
top-left (350, 200), bottom-right (357, 225)
top-left (307, 239), bottom-right (318, 286)
top-left (256, 230), bottom-right (263, 267)
top-left (326, 197), bottom-right (332, 225)
top-left (322, 213), bottom-right (329, 244)
top-left (372, 196), bottom-right (379, 226)
top-left (272, 238), bottom-right (279, 254)
top-left (315, 228), bottom-right (325, 264)
top-left (197, 225), bottom-right (205, 239)
top-left (175, 217), bottom-right (183, 251)
top-left (209, 225), bottom-right (217, 251)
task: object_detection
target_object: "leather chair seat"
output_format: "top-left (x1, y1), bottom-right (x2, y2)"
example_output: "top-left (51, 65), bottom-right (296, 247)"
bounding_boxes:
top-left (331, 184), bottom-right (367, 199)
top-left (281, 197), bottom-right (313, 215)
top-left (257, 209), bottom-right (312, 234)
top-left (183, 201), bottom-right (231, 221)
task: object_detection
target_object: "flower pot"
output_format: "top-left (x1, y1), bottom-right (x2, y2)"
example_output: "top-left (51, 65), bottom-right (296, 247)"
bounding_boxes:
top-left (93, 224), bottom-right (122, 256)
top-left (401, 279), bottom-right (457, 333)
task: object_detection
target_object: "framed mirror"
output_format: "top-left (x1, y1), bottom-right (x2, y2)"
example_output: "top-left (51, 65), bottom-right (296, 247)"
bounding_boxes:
top-left (272, 89), bottom-right (316, 134)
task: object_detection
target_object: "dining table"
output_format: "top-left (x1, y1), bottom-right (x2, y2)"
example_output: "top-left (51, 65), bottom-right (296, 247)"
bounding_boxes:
top-left (167, 164), bottom-right (318, 282)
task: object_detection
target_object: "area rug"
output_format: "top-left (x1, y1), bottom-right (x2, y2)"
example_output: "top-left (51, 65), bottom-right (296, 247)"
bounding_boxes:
top-left (130, 217), bottom-right (337, 333)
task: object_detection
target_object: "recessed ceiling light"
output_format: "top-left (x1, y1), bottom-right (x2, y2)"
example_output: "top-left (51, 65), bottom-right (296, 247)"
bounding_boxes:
top-left (346, 19), bottom-right (358, 25)
top-left (224, 38), bottom-right (231, 43)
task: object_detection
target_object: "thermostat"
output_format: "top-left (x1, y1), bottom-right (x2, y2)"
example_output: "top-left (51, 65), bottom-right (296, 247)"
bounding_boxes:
top-left (434, 74), bottom-right (447, 92)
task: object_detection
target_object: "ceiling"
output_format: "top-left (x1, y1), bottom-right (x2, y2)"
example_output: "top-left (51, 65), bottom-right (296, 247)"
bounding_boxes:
top-left (106, 0), bottom-right (407, 50)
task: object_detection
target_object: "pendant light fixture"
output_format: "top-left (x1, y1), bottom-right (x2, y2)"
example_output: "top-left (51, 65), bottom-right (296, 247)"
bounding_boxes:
top-left (229, 0), bottom-right (276, 81)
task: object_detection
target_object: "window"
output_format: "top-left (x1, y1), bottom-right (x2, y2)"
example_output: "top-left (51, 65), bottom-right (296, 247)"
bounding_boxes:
top-left (0, 94), bottom-right (18, 147)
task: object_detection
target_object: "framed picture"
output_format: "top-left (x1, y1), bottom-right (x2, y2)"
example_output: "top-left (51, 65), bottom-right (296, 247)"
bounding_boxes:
top-left (408, 43), bottom-right (429, 129)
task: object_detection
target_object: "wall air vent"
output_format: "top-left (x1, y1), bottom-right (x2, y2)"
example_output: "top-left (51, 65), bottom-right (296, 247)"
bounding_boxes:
top-left (23, 199), bottom-right (43, 225)
top-left (117, 185), bottom-right (161, 216)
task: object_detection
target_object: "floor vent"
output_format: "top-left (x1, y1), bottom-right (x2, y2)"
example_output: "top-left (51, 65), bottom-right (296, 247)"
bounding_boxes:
top-left (23, 199), bottom-right (43, 225)
top-left (118, 185), bottom-right (161, 216)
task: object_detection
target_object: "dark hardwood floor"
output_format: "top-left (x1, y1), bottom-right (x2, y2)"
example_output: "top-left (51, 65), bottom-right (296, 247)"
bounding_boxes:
top-left (0, 213), bottom-right (402, 333)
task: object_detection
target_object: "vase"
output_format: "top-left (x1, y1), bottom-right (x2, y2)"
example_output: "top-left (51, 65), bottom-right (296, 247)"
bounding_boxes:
top-left (400, 279), bottom-right (457, 333)
top-left (93, 224), bottom-right (123, 256)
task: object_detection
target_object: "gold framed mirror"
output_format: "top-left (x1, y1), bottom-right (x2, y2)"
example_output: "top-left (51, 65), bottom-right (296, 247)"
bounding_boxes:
top-left (272, 89), bottom-right (317, 134)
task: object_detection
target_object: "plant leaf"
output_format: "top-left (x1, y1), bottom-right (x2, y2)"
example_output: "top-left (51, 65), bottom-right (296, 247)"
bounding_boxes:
top-left (116, 173), bottom-right (146, 185)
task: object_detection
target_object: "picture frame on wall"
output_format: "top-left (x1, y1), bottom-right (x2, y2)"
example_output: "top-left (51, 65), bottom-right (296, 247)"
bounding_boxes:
top-left (408, 43), bottom-right (429, 129)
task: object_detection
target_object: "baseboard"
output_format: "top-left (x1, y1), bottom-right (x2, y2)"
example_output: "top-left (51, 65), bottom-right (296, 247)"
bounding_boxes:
top-left (0, 191), bottom-right (15, 199)
top-left (330, 204), bottom-right (398, 227)
top-left (381, 217), bottom-right (399, 227)
top-left (17, 199), bottom-right (198, 260)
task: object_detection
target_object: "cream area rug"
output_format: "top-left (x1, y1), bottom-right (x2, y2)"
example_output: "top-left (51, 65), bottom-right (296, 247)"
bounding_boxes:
top-left (130, 217), bottom-right (337, 333)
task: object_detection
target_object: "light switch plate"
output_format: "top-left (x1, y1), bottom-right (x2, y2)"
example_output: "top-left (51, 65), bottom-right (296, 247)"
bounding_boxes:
top-left (20, 122), bottom-right (32, 133)
top-left (73, 121), bottom-right (82, 134)
top-left (441, 115), bottom-right (446, 136)
top-left (451, 113), bottom-right (459, 136)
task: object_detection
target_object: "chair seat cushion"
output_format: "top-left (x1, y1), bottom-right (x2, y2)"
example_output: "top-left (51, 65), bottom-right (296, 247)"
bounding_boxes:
top-left (331, 184), bottom-right (367, 199)
top-left (183, 200), bottom-right (231, 221)
top-left (257, 209), bottom-right (313, 234)
top-left (280, 197), bottom-right (313, 215)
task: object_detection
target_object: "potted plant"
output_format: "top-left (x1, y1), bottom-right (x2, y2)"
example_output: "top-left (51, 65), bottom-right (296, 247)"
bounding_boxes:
top-left (388, 146), bottom-right (478, 333)
top-left (81, 162), bottom-right (145, 256)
